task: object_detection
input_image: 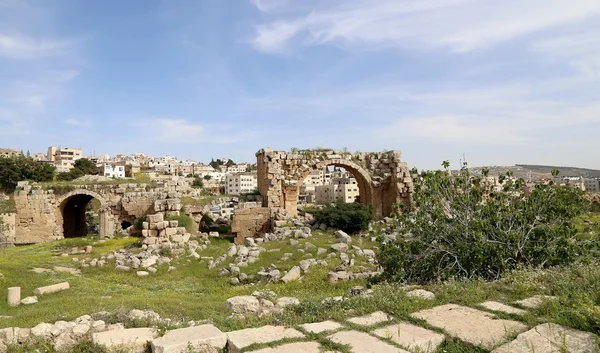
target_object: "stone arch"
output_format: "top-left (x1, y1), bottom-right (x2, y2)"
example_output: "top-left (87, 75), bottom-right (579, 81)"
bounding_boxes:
top-left (292, 159), bottom-right (374, 210)
top-left (57, 190), bottom-right (110, 238)
top-left (256, 148), bottom-right (413, 220)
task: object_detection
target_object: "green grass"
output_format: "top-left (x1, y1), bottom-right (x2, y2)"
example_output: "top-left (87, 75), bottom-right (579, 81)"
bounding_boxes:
top-left (2, 231), bottom-right (600, 353)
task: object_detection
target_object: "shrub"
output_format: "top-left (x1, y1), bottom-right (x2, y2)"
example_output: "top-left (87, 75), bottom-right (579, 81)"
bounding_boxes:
top-left (192, 175), bottom-right (204, 189)
top-left (311, 200), bottom-right (372, 233)
top-left (133, 216), bottom-right (146, 231)
top-left (377, 162), bottom-right (597, 284)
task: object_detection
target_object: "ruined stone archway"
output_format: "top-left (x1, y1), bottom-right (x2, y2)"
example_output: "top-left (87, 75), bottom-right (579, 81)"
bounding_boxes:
top-left (57, 190), bottom-right (112, 239)
top-left (256, 148), bottom-right (413, 219)
top-left (293, 159), bottom-right (374, 211)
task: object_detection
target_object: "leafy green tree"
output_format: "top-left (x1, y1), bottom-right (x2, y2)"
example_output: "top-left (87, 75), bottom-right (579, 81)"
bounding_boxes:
top-left (377, 162), bottom-right (594, 284)
top-left (0, 156), bottom-right (55, 192)
top-left (73, 158), bottom-right (99, 175)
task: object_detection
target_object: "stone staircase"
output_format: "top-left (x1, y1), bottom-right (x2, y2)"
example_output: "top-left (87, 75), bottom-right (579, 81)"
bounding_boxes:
top-left (89, 295), bottom-right (598, 353)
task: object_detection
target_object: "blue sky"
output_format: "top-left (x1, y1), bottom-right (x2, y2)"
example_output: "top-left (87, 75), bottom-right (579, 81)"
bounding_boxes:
top-left (1, 0), bottom-right (599, 170)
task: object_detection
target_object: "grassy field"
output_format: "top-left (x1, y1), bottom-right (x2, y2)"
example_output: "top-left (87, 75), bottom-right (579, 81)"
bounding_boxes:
top-left (1, 229), bottom-right (600, 352)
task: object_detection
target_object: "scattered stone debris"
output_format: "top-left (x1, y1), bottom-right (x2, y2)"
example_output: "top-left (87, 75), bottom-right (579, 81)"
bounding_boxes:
top-left (225, 292), bottom-right (300, 317)
top-left (406, 289), bottom-right (435, 300)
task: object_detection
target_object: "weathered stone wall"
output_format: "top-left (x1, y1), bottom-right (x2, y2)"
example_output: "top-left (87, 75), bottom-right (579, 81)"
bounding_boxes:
top-left (231, 207), bottom-right (271, 244)
top-left (11, 178), bottom-right (192, 245)
top-left (256, 148), bottom-right (413, 219)
top-left (0, 213), bottom-right (16, 245)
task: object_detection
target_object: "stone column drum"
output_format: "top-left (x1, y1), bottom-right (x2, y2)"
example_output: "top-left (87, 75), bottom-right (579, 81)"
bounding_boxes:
top-left (7, 287), bottom-right (21, 306)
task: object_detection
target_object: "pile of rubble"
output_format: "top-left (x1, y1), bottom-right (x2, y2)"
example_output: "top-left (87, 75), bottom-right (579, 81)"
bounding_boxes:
top-left (0, 309), bottom-right (169, 352)
top-left (225, 290), bottom-right (300, 317)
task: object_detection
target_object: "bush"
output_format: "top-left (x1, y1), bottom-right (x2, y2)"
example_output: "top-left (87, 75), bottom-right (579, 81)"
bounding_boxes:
top-left (192, 175), bottom-right (203, 189)
top-left (311, 200), bottom-right (372, 233)
top-left (133, 216), bottom-right (146, 231)
top-left (377, 163), bottom-right (597, 284)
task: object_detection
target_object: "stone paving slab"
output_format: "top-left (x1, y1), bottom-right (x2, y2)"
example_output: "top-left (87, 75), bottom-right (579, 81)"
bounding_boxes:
top-left (479, 301), bottom-right (527, 315)
top-left (492, 323), bottom-right (598, 353)
top-left (227, 325), bottom-right (304, 353)
top-left (300, 320), bottom-right (344, 334)
top-left (250, 341), bottom-right (321, 353)
top-left (92, 328), bottom-right (156, 353)
top-left (411, 304), bottom-right (527, 349)
top-left (372, 323), bottom-right (445, 353)
top-left (347, 311), bottom-right (392, 326)
top-left (151, 324), bottom-right (227, 353)
top-left (513, 295), bottom-right (557, 309)
top-left (328, 330), bottom-right (409, 353)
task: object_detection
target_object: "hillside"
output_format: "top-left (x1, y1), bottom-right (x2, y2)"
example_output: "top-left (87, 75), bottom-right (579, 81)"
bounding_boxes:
top-left (466, 164), bottom-right (600, 180)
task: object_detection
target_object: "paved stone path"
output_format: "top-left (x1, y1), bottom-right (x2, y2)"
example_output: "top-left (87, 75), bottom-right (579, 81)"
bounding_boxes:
top-left (55, 295), bottom-right (600, 353)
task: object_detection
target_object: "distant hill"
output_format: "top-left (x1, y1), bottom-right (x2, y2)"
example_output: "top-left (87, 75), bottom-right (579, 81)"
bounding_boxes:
top-left (515, 165), bottom-right (600, 178)
top-left (465, 164), bottom-right (600, 180)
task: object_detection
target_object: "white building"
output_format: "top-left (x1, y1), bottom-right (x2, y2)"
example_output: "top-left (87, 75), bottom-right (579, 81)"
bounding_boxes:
top-left (315, 182), bottom-right (360, 205)
top-left (225, 172), bottom-right (258, 195)
top-left (103, 163), bottom-right (126, 178)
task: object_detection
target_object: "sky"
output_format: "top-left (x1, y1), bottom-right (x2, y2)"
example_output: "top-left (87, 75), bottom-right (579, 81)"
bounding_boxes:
top-left (1, 0), bottom-right (600, 170)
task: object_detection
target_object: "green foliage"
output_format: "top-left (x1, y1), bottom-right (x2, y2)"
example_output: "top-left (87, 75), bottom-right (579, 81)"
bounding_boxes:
top-left (191, 175), bottom-right (204, 189)
top-left (56, 167), bottom-right (85, 181)
top-left (0, 156), bottom-right (55, 192)
top-left (378, 162), bottom-right (596, 284)
top-left (166, 214), bottom-right (195, 233)
top-left (133, 216), bottom-right (147, 231)
top-left (209, 158), bottom-right (234, 169)
top-left (56, 158), bottom-right (100, 181)
top-left (310, 200), bottom-right (372, 233)
top-left (74, 158), bottom-right (100, 175)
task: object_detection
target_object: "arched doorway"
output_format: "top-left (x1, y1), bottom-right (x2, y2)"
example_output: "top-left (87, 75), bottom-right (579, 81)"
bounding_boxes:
top-left (58, 190), bottom-right (108, 238)
top-left (289, 159), bottom-right (374, 215)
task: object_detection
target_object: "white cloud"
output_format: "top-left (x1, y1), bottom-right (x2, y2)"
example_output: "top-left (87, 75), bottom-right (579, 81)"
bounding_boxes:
top-left (142, 119), bottom-right (254, 144)
top-left (250, 0), bottom-right (289, 12)
top-left (251, 0), bottom-right (600, 53)
top-left (375, 115), bottom-right (529, 145)
top-left (0, 33), bottom-right (72, 59)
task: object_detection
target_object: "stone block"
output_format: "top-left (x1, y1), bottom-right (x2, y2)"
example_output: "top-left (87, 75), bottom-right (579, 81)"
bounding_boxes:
top-left (513, 295), bottom-right (557, 309)
top-left (347, 311), bottom-right (391, 326)
top-left (169, 220), bottom-right (178, 228)
top-left (92, 328), bottom-right (157, 353)
top-left (372, 323), bottom-right (444, 353)
top-left (142, 222), bottom-right (149, 230)
top-left (251, 341), bottom-right (321, 353)
top-left (171, 234), bottom-right (183, 243)
top-left (328, 330), bottom-right (409, 353)
top-left (411, 304), bottom-right (527, 349)
top-left (165, 227), bottom-right (177, 237)
top-left (226, 325), bottom-right (304, 353)
top-left (7, 287), bottom-right (20, 306)
top-left (280, 266), bottom-right (301, 283)
top-left (300, 320), bottom-right (343, 334)
top-left (33, 282), bottom-right (70, 296)
top-left (492, 323), bottom-right (598, 353)
top-left (406, 289), bottom-right (435, 300)
top-left (479, 301), bottom-right (527, 315)
top-left (147, 214), bottom-right (164, 223)
top-left (141, 229), bottom-right (149, 237)
top-left (151, 325), bottom-right (227, 353)
top-left (143, 236), bottom-right (158, 245)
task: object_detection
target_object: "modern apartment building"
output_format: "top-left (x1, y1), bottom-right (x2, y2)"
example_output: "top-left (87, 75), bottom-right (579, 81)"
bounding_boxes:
top-left (225, 172), bottom-right (258, 195)
top-left (47, 146), bottom-right (83, 173)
